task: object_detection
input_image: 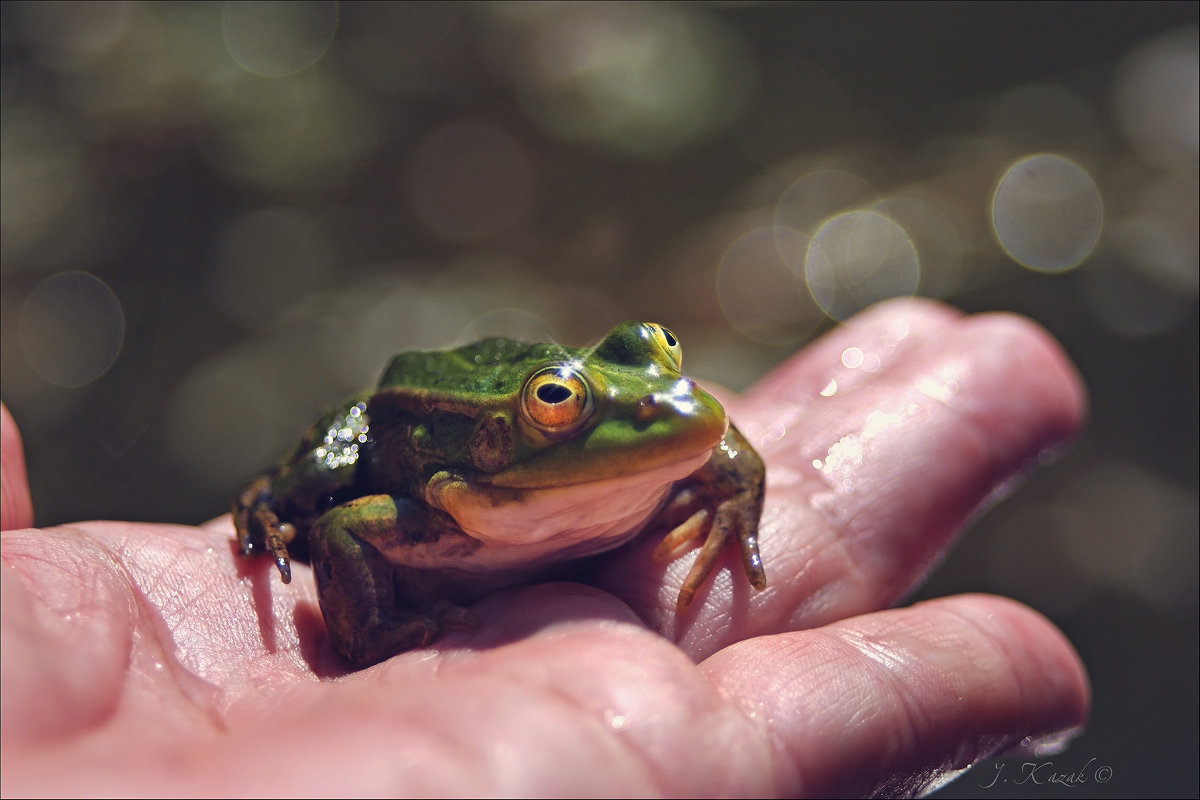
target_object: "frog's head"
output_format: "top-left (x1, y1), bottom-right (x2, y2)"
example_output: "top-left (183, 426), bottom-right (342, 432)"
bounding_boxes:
top-left (475, 321), bottom-right (728, 490)
top-left (422, 321), bottom-right (731, 554)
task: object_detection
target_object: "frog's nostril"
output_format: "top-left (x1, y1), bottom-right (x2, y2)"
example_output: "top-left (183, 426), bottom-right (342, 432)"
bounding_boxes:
top-left (635, 394), bottom-right (660, 422)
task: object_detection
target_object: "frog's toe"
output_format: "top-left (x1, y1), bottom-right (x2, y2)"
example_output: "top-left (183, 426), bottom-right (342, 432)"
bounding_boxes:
top-left (654, 508), bottom-right (709, 561)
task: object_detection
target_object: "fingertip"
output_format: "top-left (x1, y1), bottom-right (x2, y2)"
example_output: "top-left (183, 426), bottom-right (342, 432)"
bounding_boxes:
top-left (931, 593), bottom-right (1091, 722)
top-left (960, 312), bottom-right (1089, 439)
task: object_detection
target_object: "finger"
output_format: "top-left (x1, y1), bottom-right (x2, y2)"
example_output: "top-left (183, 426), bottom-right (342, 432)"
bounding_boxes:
top-left (751, 306), bottom-right (1087, 617)
top-left (1, 403), bottom-right (34, 531)
top-left (701, 593), bottom-right (1091, 797)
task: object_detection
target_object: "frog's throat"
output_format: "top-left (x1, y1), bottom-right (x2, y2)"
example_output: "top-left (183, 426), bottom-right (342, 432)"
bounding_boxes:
top-left (424, 448), bottom-right (713, 558)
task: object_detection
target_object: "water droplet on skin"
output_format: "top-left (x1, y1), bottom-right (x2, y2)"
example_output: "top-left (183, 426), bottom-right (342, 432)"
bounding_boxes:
top-left (885, 318), bottom-right (911, 342)
top-left (604, 711), bottom-right (629, 731)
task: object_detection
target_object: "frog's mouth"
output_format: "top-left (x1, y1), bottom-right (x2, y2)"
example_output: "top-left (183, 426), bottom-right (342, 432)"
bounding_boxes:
top-left (493, 432), bottom-right (722, 490)
top-left (425, 447), bottom-right (715, 554)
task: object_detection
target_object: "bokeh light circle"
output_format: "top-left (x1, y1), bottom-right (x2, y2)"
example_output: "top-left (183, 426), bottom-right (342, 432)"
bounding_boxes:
top-left (18, 271), bottom-right (125, 387)
top-left (717, 227), bottom-right (822, 344)
top-left (870, 195), bottom-right (966, 299)
top-left (0, 106), bottom-right (82, 229)
top-left (1111, 26), bottom-right (1199, 167)
top-left (501, 2), bottom-right (752, 157)
top-left (14, 1), bottom-right (134, 70)
top-left (992, 153), bottom-right (1104, 273)
top-left (773, 168), bottom-right (875, 236)
top-left (804, 211), bottom-right (920, 322)
top-left (165, 356), bottom-right (285, 487)
top-left (222, 1), bottom-right (339, 77)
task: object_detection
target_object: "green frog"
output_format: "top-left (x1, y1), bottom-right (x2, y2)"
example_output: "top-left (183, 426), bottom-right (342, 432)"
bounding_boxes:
top-left (233, 321), bottom-right (765, 666)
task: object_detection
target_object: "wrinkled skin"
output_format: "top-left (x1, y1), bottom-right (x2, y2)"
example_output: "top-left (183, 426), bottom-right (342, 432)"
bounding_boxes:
top-left (1, 300), bottom-right (1090, 797)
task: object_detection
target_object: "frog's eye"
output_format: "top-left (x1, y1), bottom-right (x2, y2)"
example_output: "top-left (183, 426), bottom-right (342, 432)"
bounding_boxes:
top-left (521, 366), bottom-right (593, 435)
top-left (646, 323), bottom-right (683, 371)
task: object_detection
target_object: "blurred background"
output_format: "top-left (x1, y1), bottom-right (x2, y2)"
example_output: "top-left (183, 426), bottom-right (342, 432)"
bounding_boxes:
top-left (1, 2), bottom-right (1195, 796)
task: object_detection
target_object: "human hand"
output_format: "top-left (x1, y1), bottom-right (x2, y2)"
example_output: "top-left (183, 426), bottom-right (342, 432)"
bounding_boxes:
top-left (1, 298), bottom-right (1089, 797)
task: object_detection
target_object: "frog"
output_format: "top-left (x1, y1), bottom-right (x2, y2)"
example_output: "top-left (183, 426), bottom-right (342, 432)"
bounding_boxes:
top-left (232, 321), bottom-right (766, 667)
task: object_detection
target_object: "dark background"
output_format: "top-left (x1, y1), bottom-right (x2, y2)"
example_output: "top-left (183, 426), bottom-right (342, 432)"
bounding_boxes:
top-left (2, 3), bottom-right (1196, 796)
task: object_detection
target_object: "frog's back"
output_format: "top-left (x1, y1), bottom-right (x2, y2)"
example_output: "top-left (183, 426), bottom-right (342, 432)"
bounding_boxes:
top-left (378, 337), bottom-right (576, 400)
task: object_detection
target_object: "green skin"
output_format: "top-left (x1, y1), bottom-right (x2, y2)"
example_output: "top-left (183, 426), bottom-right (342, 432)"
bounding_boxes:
top-left (233, 321), bottom-right (765, 667)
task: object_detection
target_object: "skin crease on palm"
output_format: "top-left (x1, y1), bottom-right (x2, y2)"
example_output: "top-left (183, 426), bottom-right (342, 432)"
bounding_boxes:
top-left (0, 299), bottom-right (1090, 798)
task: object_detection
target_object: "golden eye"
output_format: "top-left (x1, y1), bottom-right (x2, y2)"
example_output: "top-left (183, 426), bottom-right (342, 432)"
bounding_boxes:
top-left (521, 366), bottom-right (592, 434)
top-left (646, 323), bottom-right (683, 370)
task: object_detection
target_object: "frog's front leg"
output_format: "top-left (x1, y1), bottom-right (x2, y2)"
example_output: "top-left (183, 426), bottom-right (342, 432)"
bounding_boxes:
top-left (232, 473), bottom-right (297, 583)
top-left (308, 494), bottom-right (475, 666)
top-left (654, 423), bottom-right (766, 610)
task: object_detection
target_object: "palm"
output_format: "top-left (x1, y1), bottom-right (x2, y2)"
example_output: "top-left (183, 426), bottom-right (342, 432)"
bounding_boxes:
top-left (1, 300), bottom-right (1090, 797)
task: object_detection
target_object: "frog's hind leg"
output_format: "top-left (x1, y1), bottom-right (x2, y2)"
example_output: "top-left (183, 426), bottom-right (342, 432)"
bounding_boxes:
top-left (309, 494), bottom-right (473, 667)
